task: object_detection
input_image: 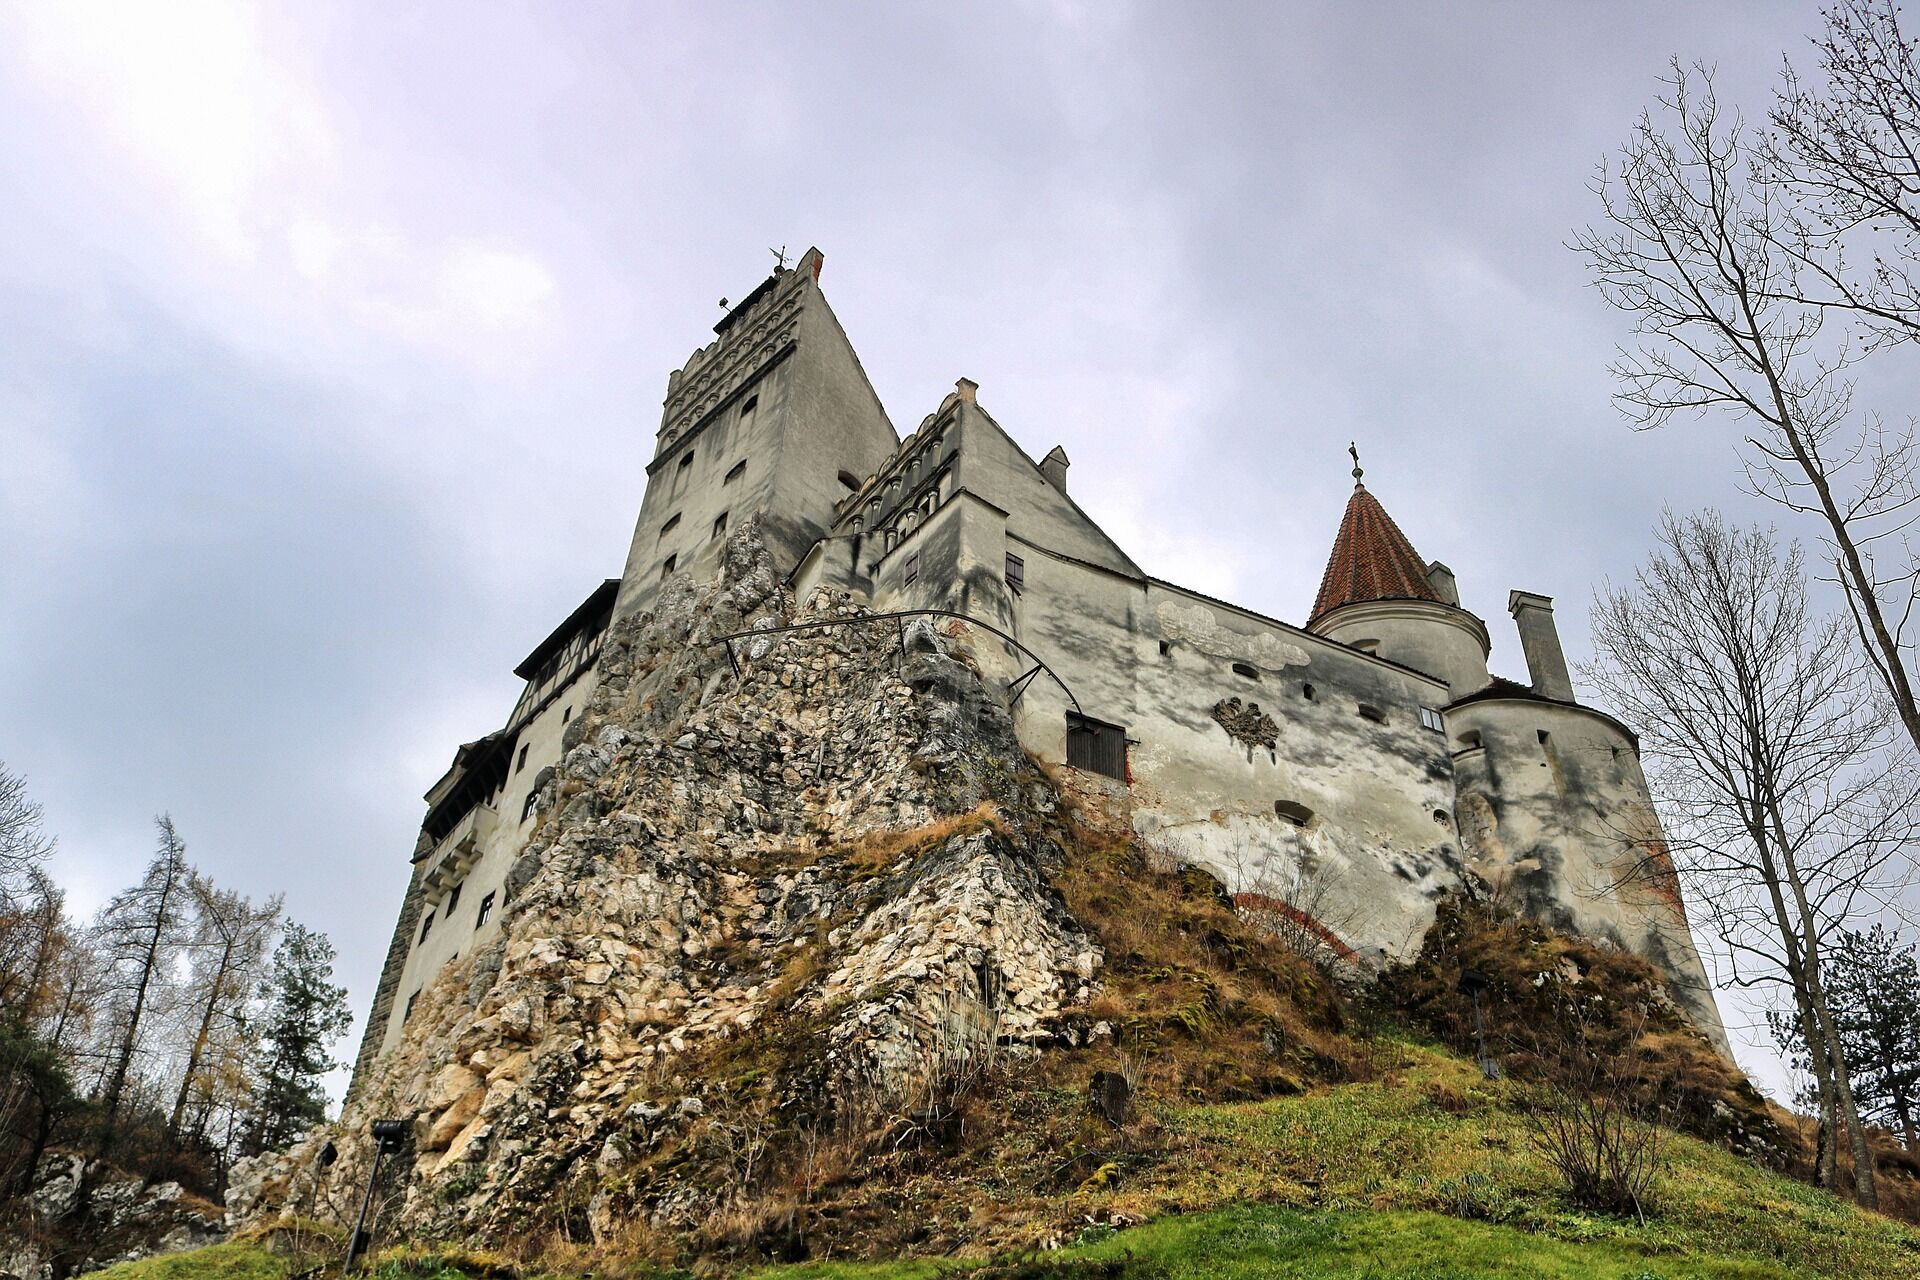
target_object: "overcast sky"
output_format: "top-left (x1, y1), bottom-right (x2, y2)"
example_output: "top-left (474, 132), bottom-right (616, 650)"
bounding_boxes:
top-left (1, 1), bottom-right (1889, 1100)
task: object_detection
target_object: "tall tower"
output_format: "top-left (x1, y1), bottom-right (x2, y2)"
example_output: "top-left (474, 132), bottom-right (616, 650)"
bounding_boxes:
top-left (1306, 453), bottom-right (1492, 698)
top-left (614, 248), bottom-right (900, 618)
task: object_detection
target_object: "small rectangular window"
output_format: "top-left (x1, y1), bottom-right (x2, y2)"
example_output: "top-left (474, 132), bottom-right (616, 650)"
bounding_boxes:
top-left (713, 511), bottom-right (728, 540)
top-left (418, 910), bottom-right (434, 945)
top-left (1065, 712), bottom-right (1128, 781)
top-left (660, 512), bottom-right (680, 536)
top-left (1232, 662), bottom-right (1260, 680)
top-left (677, 451), bottom-right (694, 471)
top-left (562, 705), bottom-right (572, 724)
top-left (446, 880), bottom-right (463, 912)
top-left (404, 989), bottom-right (420, 1021)
top-left (1005, 553), bottom-right (1025, 593)
top-left (739, 395), bottom-right (758, 422)
top-left (516, 744), bottom-right (529, 773)
top-left (476, 891), bottom-right (496, 929)
top-left (904, 552), bottom-right (919, 585)
top-left (661, 553), bottom-right (676, 578)
top-left (1418, 706), bottom-right (1444, 732)
top-left (725, 460), bottom-right (747, 485)
top-left (522, 791), bottom-right (539, 822)
top-left (1358, 703), bottom-right (1387, 724)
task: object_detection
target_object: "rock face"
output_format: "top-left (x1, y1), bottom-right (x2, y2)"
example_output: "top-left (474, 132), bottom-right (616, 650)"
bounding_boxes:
top-left (1, 1154), bottom-right (225, 1280)
top-left (234, 525), bottom-right (1098, 1243)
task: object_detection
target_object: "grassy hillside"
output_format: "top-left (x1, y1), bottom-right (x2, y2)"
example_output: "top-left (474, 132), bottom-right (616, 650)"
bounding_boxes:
top-left (92, 1040), bottom-right (1920, 1280)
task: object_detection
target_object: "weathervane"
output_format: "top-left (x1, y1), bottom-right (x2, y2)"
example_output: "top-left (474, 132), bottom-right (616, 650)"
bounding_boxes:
top-left (771, 245), bottom-right (789, 270)
top-left (1349, 441), bottom-right (1364, 486)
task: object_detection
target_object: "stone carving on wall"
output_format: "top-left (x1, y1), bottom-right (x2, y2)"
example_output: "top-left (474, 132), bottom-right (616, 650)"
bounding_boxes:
top-left (1212, 696), bottom-right (1279, 751)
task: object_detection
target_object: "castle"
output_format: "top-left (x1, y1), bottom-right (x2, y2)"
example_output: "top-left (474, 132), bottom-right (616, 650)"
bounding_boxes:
top-left (350, 249), bottom-right (1727, 1092)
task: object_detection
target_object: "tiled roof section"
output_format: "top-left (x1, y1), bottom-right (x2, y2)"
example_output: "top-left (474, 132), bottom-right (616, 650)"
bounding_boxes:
top-left (1309, 484), bottom-right (1442, 623)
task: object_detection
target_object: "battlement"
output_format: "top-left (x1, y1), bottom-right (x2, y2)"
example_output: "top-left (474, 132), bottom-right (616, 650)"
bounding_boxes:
top-left (657, 248), bottom-right (823, 456)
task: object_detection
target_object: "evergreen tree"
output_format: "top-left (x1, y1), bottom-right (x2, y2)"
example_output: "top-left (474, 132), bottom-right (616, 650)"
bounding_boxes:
top-left (1827, 926), bottom-right (1920, 1153)
top-left (244, 922), bottom-right (351, 1156)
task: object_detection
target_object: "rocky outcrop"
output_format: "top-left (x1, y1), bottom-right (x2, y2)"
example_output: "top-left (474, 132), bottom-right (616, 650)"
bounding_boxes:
top-left (1, 1154), bottom-right (225, 1280)
top-left (234, 523), bottom-right (1099, 1245)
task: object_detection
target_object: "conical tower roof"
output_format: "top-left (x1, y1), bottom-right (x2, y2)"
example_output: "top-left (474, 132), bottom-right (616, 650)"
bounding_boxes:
top-left (1309, 453), bottom-right (1441, 624)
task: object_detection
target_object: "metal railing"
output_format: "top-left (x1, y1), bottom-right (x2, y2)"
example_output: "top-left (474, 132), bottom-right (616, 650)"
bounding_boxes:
top-left (706, 608), bottom-right (1080, 714)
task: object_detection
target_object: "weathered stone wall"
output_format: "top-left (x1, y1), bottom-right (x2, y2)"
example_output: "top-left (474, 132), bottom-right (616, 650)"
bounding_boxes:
top-left (238, 524), bottom-right (1097, 1243)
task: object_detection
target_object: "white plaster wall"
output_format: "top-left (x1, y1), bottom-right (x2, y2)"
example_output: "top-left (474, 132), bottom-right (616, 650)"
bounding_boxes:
top-left (1447, 697), bottom-right (1731, 1052)
top-left (1314, 598), bottom-right (1492, 698)
top-left (378, 665), bottom-right (598, 1056)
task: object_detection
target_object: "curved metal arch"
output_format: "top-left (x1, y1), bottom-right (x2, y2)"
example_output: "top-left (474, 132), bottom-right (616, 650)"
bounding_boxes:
top-left (706, 608), bottom-right (1080, 715)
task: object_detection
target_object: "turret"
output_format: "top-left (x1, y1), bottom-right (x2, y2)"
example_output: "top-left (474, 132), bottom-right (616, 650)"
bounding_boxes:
top-left (1305, 447), bottom-right (1491, 698)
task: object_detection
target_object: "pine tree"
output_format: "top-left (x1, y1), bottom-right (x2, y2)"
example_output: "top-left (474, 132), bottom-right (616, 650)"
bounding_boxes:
top-left (1827, 926), bottom-right (1920, 1153)
top-left (244, 922), bottom-right (351, 1156)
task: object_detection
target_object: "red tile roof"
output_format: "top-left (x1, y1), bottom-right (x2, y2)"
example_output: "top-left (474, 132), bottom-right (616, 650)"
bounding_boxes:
top-left (1309, 483), bottom-right (1442, 624)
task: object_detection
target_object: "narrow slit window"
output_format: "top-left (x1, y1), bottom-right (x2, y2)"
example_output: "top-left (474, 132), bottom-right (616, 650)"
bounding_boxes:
top-left (661, 553), bottom-right (676, 578)
top-left (1065, 712), bottom-right (1128, 781)
top-left (446, 881), bottom-right (463, 912)
top-left (1005, 552), bottom-right (1025, 593)
top-left (712, 511), bottom-right (728, 540)
top-left (516, 744), bottom-right (529, 773)
top-left (660, 512), bottom-right (680, 536)
top-left (676, 451), bottom-right (694, 472)
top-left (724, 460), bottom-right (747, 485)
top-left (1232, 662), bottom-right (1260, 680)
top-left (1302, 683), bottom-right (1316, 700)
top-left (405, 989), bottom-right (420, 1021)
top-left (418, 911), bottom-right (434, 945)
top-left (904, 552), bottom-right (919, 585)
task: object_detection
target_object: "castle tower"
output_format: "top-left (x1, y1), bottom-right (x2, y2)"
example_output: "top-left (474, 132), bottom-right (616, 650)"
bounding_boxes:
top-left (1306, 452), bottom-right (1492, 697)
top-left (613, 248), bottom-right (900, 618)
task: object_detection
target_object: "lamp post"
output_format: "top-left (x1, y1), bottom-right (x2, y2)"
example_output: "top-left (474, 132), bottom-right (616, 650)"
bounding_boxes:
top-left (344, 1119), bottom-right (408, 1271)
top-left (1456, 967), bottom-right (1502, 1081)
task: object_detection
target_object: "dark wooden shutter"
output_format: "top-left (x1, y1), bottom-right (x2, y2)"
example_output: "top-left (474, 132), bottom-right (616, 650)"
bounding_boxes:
top-left (1066, 712), bottom-right (1127, 781)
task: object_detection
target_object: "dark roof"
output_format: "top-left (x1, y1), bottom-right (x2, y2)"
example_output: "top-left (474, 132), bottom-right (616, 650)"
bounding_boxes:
top-left (513, 579), bottom-right (619, 680)
top-left (713, 270), bottom-right (782, 335)
top-left (1444, 677), bottom-right (1641, 750)
top-left (1309, 483), bottom-right (1442, 623)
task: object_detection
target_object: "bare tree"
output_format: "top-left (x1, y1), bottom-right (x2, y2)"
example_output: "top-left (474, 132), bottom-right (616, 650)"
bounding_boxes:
top-left (1770, 0), bottom-right (1920, 343)
top-left (167, 875), bottom-right (280, 1145)
top-left (1586, 511), bottom-right (1916, 1208)
top-left (91, 816), bottom-right (192, 1138)
top-left (0, 761), bottom-right (54, 912)
top-left (1576, 60), bottom-right (1920, 760)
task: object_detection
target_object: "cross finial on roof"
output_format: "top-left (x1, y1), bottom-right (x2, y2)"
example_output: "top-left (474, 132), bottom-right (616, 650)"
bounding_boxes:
top-left (1349, 441), bottom-right (1364, 486)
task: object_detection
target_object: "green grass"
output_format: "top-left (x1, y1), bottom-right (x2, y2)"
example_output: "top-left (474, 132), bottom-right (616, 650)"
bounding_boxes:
top-left (753, 1204), bottom-right (1817, 1279)
top-left (86, 1242), bottom-right (297, 1280)
top-left (1112, 1041), bottom-right (1917, 1279)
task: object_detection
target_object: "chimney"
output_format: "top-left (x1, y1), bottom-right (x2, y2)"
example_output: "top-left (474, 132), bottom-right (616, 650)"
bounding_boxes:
top-left (955, 377), bottom-right (978, 404)
top-left (1508, 590), bottom-right (1574, 701)
top-left (1040, 445), bottom-right (1070, 494)
top-left (1426, 560), bottom-right (1460, 607)
top-left (797, 246), bottom-right (825, 281)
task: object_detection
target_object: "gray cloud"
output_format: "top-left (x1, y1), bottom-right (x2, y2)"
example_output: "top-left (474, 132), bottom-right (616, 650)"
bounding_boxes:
top-left (0, 1), bottom-right (1886, 1099)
